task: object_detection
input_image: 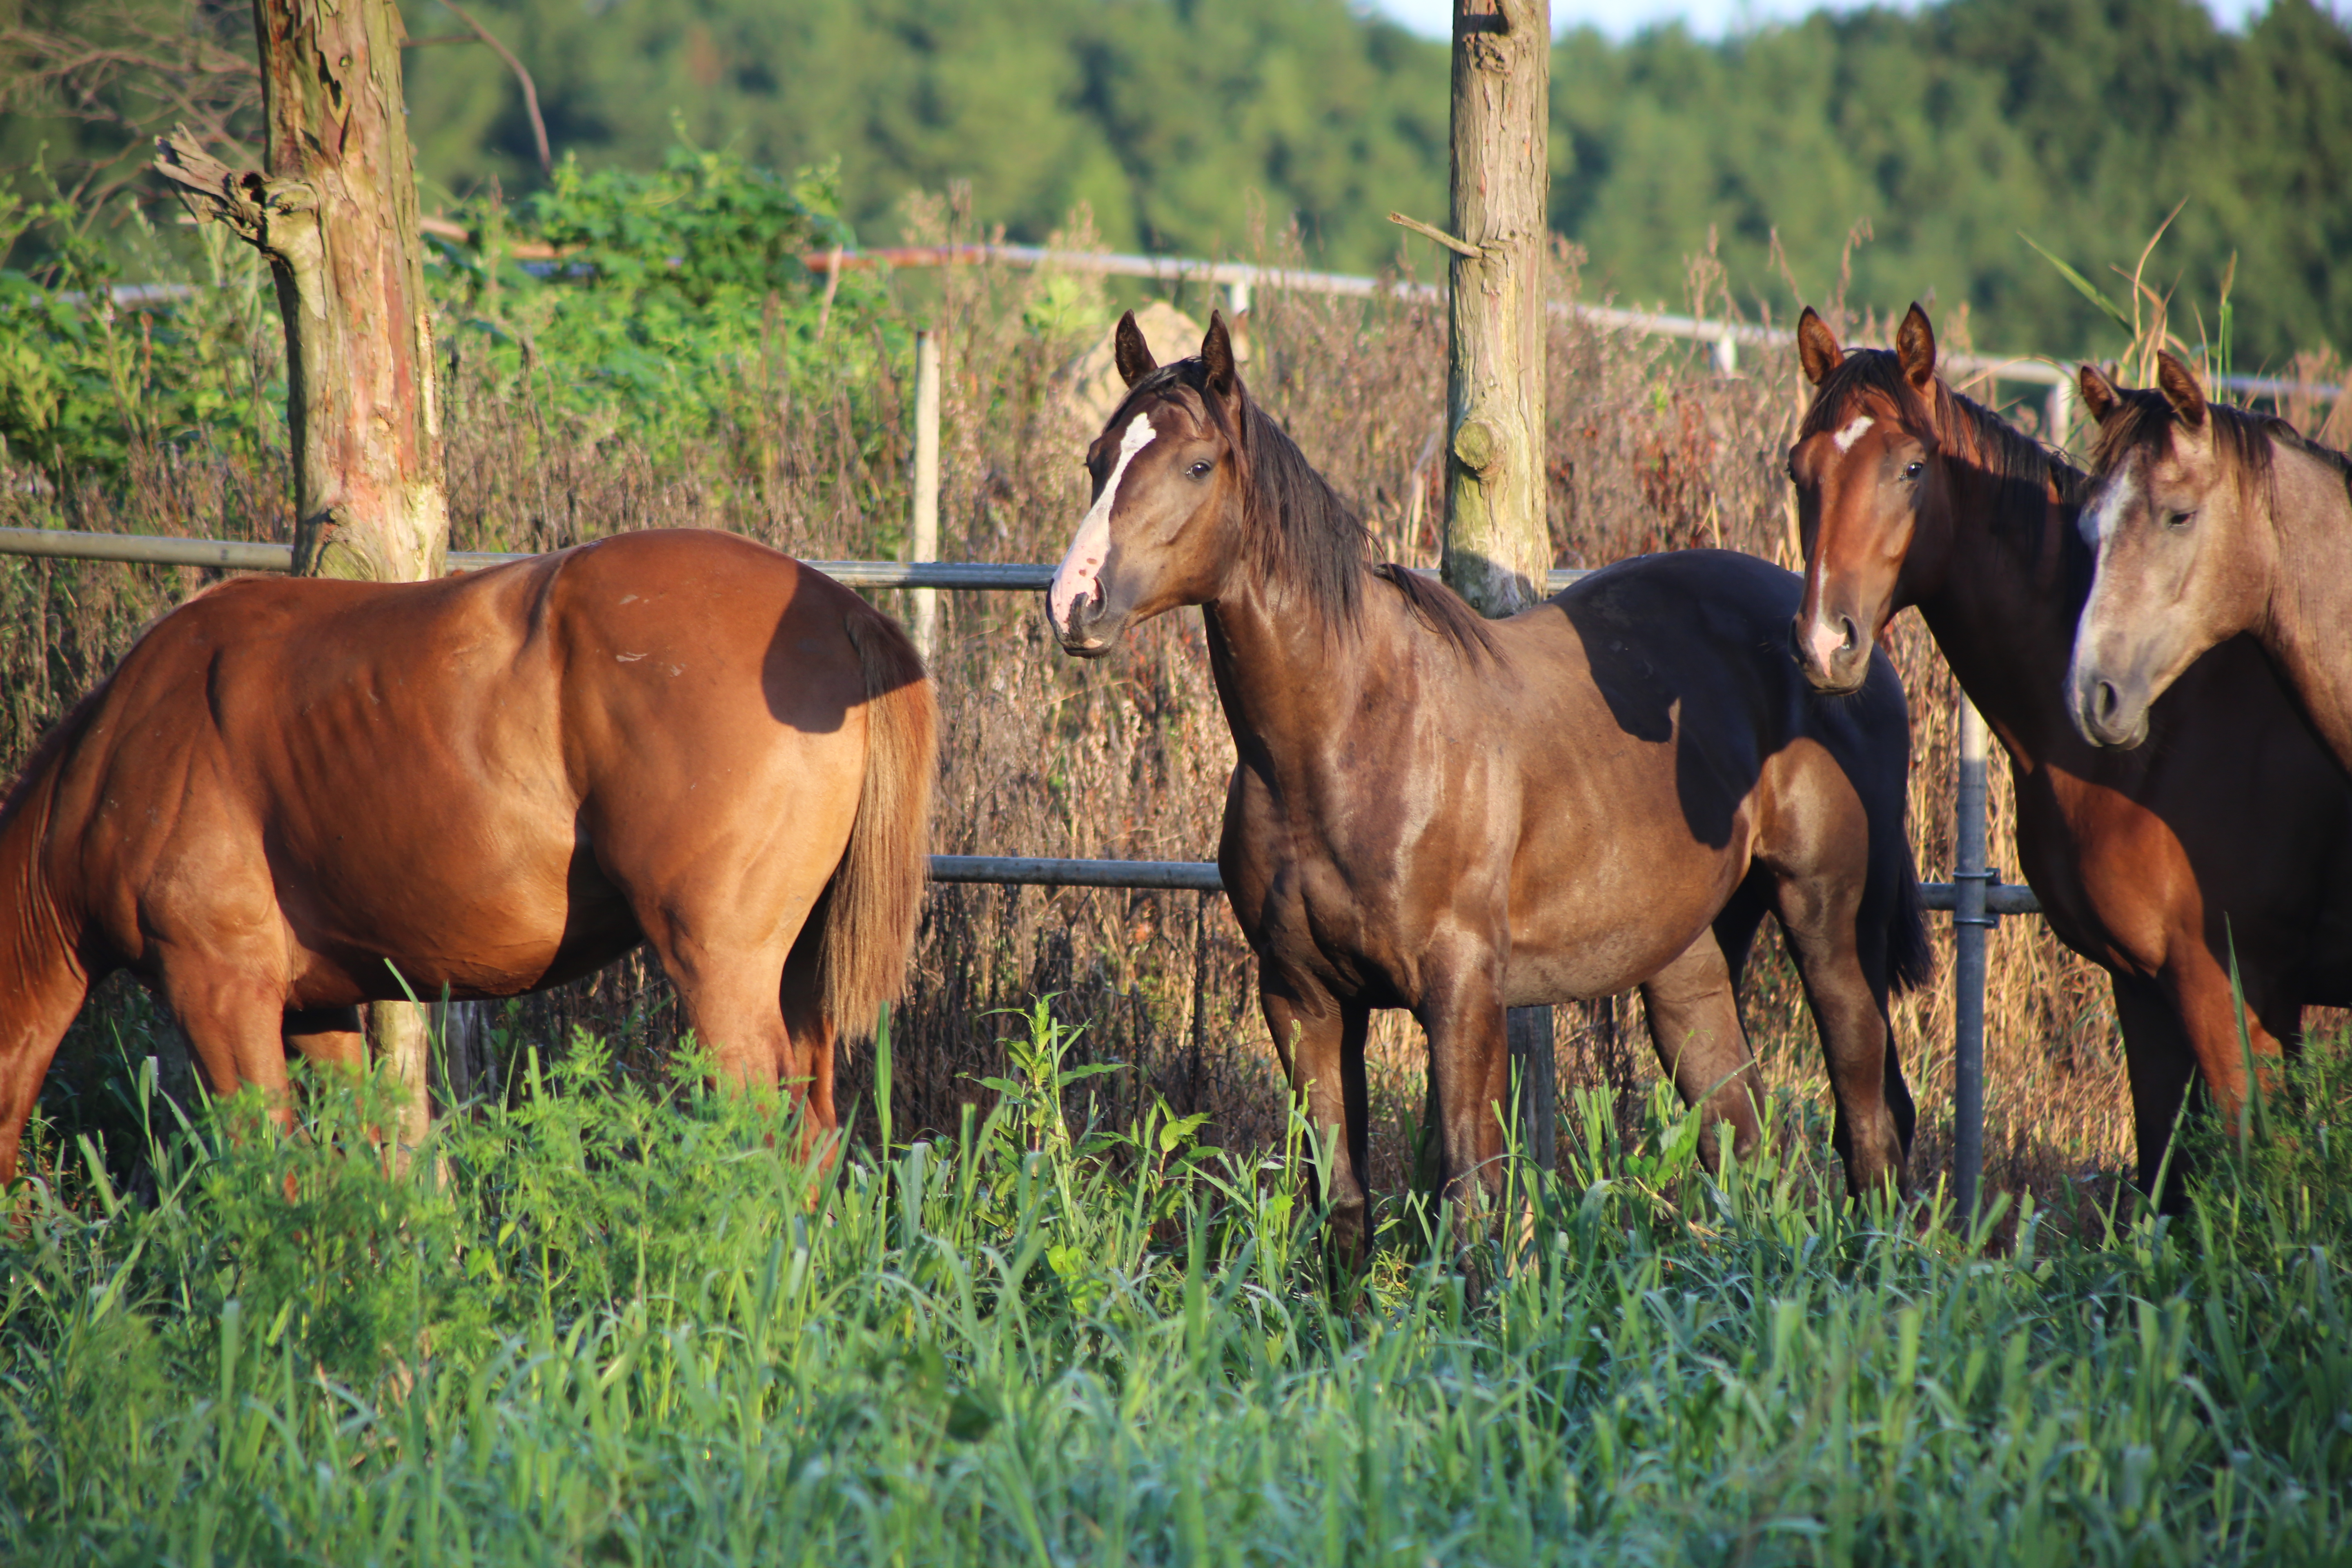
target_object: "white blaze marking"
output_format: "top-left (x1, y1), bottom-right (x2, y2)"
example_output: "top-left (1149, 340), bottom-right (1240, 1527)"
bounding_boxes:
top-left (2085, 468), bottom-right (2140, 545)
top-left (1049, 412), bottom-right (1157, 630)
top-left (1833, 415), bottom-right (1875, 453)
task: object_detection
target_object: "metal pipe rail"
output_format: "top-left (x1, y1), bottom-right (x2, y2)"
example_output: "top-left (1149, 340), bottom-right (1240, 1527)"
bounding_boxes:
top-left (0, 529), bottom-right (1597, 592)
top-left (0, 525), bottom-right (2042, 915)
top-left (927, 852), bottom-right (2040, 913)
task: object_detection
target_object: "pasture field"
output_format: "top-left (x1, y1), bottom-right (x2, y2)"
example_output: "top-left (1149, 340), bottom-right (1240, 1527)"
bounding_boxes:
top-left (2, 1004), bottom-right (2348, 1565)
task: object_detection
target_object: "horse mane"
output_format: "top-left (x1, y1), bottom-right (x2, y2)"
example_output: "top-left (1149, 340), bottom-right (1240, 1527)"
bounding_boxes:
top-left (1804, 346), bottom-right (2093, 597)
top-left (1802, 347), bottom-right (2087, 508)
top-left (1115, 357), bottom-right (1500, 660)
top-left (2090, 386), bottom-right (2352, 516)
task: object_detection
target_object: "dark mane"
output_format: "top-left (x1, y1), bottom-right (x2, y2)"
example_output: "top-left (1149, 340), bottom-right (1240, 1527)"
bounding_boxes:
top-left (2091, 387), bottom-right (2352, 514)
top-left (1373, 562), bottom-right (1503, 659)
top-left (1116, 357), bottom-right (1499, 659)
top-left (1803, 346), bottom-right (2093, 601)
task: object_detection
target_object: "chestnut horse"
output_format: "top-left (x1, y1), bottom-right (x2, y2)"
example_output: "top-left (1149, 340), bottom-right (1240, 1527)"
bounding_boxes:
top-left (1050, 312), bottom-right (1929, 1252)
top-left (1789, 305), bottom-right (2352, 1197)
top-left (2069, 352), bottom-right (2352, 777)
top-left (0, 528), bottom-right (936, 1182)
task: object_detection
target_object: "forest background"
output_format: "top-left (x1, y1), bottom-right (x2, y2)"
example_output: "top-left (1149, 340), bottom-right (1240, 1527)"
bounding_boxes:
top-left (3, 0), bottom-right (2348, 371)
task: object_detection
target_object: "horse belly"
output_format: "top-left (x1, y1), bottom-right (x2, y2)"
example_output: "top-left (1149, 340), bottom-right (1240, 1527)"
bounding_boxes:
top-left (1500, 778), bottom-right (1752, 1005)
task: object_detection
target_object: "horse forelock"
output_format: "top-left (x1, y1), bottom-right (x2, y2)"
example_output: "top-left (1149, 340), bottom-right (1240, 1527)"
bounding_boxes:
top-left (2088, 386), bottom-right (2349, 522)
top-left (1802, 345), bottom-right (2091, 599)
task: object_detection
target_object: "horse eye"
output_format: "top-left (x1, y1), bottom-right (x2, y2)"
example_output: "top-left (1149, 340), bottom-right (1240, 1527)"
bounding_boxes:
top-left (1187, 461), bottom-right (1213, 480)
top-left (2166, 509), bottom-right (2196, 530)
top-left (1903, 461), bottom-right (1925, 481)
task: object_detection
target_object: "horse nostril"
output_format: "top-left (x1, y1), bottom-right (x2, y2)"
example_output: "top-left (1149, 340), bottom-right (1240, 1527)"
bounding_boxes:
top-left (2093, 679), bottom-right (2122, 728)
top-left (1836, 614), bottom-right (1859, 656)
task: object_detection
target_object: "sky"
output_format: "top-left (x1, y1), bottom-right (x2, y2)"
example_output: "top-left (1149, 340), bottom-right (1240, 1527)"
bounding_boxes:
top-left (1367, 0), bottom-right (2272, 41)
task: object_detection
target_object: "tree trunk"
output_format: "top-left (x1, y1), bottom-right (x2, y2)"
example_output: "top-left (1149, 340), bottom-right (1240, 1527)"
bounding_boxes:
top-left (155, 0), bottom-right (448, 1163)
top-left (1438, 0), bottom-right (1557, 1181)
top-left (1441, 0), bottom-right (1551, 618)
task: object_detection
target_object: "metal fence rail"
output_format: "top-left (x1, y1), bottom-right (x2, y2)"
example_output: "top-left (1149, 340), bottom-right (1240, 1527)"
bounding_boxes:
top-left (0, 526), bottom-right (2037, 915)
top-left (927, 853), bottom-right (2040, 913)
top-left (0, 529), bottom-right (1598, 593)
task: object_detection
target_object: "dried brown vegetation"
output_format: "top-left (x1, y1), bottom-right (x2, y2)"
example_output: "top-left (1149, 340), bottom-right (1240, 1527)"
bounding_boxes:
top-left (4, 234), bottom-right (2187, 1222)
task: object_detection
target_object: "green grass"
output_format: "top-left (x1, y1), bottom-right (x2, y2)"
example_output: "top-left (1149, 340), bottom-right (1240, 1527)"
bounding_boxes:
top-left (2, 1007), bottom-right (2348, 1566)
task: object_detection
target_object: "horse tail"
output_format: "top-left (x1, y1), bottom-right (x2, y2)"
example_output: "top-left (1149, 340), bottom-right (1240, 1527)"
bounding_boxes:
top-left (1885, 842), bottom-right (1933, 996)
top-left (820, 604), bottom-right (939, 1042)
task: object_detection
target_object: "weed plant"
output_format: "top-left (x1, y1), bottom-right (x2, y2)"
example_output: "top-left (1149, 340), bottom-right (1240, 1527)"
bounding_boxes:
top-left (3, 1005), bottom-right (2348, 1565)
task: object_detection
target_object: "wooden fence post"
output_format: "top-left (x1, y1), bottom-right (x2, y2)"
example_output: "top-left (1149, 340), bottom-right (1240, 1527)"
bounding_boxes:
top-left (910, 328), bottom-right (942, 659)
top-left (1441, 0), bottom-right (1557, 1173)
top-left (156, 0), bottom-right (451, 1164)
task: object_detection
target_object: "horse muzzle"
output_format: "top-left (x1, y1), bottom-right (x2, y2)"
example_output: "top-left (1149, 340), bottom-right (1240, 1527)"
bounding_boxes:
top-left (1049, 590), bottom-right (1118, 658)
top-left (2069, 665), bottom-right (2151, 750)
top-left (1789, 609), bottom-right (1871, 694)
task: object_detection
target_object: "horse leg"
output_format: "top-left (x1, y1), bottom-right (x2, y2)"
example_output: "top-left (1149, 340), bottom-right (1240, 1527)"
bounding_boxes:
top-left (2110, 976), bottom-right (2201, 1208)
top-left (2164, 945), bottom-right (2288, 1138)
top-left (1711, 869), bottom-right (1775, 994)
top-left (0, 952), bottom-right (93, 1188)
top-left (283, 1007), bottom-right (366, 1073)
top-left (1638, 927), bottom-right (1764, 1172)
top-left (641, 922), bottom-right (796, 1095)
top-left (1417, 948), bottom-right (1512, 1237)
top-left (778, 912), bottom-right (842, 1167)
top-left (155, 950), bottom-right (296, 1134)
top-left (1263, 985), bottom-right (1373, 1264)
top-left (1775, 873), bottom-right (1907, 1198)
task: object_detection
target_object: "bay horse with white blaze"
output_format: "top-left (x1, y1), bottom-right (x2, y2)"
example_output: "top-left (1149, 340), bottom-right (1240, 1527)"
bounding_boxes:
top-left (1788, 305), bottom-right (2352, 1198)
top-left (0, 528), bottom-right (936, 1182)
top-left (1051, 312), bottom-right (1930, 1252)
top-left (2069, 352), bottom-right (2352, 779)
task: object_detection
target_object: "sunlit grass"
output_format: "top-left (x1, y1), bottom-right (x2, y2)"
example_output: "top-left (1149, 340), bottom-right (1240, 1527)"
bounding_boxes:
top-left (2, 1004), bottom-right (2347, 1565)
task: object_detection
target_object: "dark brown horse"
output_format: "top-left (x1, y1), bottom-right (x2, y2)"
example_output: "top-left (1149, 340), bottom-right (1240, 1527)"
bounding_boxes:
top-left (1788, 304), bottom-right (2352, 1195)
top-left (1049, 311), bottom-right (1930, 1251)
top-left (2069, 353), bottom-right (2352, 777)
top-left (0, 528), bottom-right (935, 1181)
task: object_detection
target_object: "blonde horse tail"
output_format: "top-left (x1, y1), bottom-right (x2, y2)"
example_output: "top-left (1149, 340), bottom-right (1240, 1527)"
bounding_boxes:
top-left (821, 605), bottom-right (938, 1043)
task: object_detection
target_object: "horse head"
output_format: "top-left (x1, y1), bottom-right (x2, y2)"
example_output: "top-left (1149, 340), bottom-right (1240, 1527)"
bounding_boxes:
top-left (2067, 354), bottom-right (2268, 751)
top-left (1786, 302), bottom-right (1951, 694)
top-left (1048, 312), bottom-right (1247, 655)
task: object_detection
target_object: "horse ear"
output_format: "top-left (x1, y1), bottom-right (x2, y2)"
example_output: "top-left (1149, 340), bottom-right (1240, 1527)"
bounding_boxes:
top-left (1201, 310), bottom-right (1237, 400)
top-left (1896, 303), bottom-right (1937, 390)
top-left (2078, 363), bottom-right (2119, 423)
top-left (1796, 307), bottom-right (1841, 387)
top-left (1114, 310), bottom-right (1157, 389)
top-left (2156, 351), bottom-right (2208, 428)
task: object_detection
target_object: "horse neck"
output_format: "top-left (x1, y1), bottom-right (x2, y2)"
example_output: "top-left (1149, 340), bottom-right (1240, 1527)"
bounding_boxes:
top-left (1912, 450), bottom-right (2088, 765)
top-left (0, 777), bottom-right (85, 1033)
top-left (1199, 572), bottom-right (1383, 782)
top-left (2255, 441), bottom-right (2352, 763)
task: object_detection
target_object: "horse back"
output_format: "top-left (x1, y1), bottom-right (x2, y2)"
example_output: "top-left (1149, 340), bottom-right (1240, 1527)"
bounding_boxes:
top-left (28, 529), bottom-right (889, 984)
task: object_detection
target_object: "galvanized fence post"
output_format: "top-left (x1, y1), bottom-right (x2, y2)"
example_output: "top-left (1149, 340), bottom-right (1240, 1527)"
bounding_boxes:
top-left (1951, 696), bottom-right (1992, 1219)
